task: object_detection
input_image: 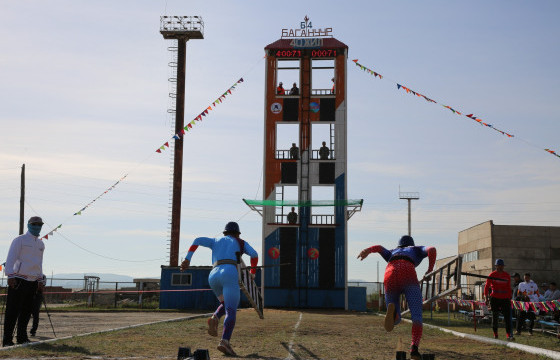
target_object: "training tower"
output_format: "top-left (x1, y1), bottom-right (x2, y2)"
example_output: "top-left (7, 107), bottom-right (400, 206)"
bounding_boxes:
top-left (245, 18), bottom-right (362, 309)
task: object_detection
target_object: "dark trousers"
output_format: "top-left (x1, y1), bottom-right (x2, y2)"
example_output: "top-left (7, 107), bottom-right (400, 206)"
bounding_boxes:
top-left (30, 292), bottom-right (43, 333)
top-left (490, 297), bottom-right (512, 335)
top-left (517, 309), bottom-right (535, 333)
top-left (3, 279), bottom-right (38, 343)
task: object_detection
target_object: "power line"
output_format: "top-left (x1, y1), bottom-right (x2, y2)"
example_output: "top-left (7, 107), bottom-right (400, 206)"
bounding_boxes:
top-left (53, 230), bottom-right (167, 263)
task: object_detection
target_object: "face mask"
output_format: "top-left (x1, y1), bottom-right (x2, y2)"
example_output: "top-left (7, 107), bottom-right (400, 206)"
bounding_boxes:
top-left (27, 224), bottom-right (42, 237)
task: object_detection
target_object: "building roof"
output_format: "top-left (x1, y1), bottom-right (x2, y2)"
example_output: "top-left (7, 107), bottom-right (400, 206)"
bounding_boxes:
top-left (265, 38), bottom-right (348, 50)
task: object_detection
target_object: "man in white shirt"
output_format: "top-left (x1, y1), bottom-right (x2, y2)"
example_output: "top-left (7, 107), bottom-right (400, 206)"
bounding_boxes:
top-left (3, 216), bottom-right (46, 346)
top-left (516, 273), bottom-right (539, 336)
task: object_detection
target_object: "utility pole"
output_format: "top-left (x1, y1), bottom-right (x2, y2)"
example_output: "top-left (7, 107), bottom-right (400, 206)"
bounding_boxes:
top-left (19, 164), bottom-right (25, 234)
top-left (399, 188), bottom-right (419, 236)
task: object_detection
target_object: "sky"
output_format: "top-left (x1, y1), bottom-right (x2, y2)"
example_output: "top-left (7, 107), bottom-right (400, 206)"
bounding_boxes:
top-left (1, 1), bottom-right (559, 282)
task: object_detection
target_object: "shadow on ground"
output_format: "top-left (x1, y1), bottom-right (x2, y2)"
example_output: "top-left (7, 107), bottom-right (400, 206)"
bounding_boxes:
top-left (29, 343), bottom-right (101, 356)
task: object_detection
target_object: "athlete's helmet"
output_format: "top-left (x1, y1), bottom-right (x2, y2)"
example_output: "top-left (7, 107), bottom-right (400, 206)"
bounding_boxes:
top-left (398, 235), bottom-right (415, 248)
top-left (495, 259), bottom-right (505, 266)
top-left (224, 221), bottom-right (240, 234)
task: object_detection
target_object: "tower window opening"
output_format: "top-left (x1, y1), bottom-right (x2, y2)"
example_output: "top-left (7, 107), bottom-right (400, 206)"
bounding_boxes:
top-left (275, 185), bottom-right (298, 224)
top-left (311, 59), bottom-right (335, 96)
top-left (311, 186), bottom-right (335, 225)
top-left (276, 124), bottom-right (300, 160)
top-left (311, 124), bottom-right (335, 160)
top-left (276, 59), bottom-right (300, 97)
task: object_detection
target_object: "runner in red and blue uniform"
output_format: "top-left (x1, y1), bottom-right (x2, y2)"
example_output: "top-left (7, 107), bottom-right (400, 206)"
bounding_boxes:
top-left (181, 222), bottom-right (258, 356)
top-left (358, 235), bottom-right (436, 360)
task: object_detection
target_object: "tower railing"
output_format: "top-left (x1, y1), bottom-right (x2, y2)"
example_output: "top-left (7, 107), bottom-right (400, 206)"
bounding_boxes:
top-left (276, 149), bottom-right (298, 160)
top-left (310, 149), bottom-right (335, 160)
top-left (311, 214), bottom-right (335, 225)
top-left (311, 89), bottom-right (335, 96)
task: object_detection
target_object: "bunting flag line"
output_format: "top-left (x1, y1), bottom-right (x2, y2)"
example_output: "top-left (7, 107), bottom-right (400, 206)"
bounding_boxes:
top-left (72, 174), bottom-right (128, 216)
top-left (352, 59), bottom-right (559, 160)
top-left (440, 296), bottom-right (560, 314)
top-left (155, 78), bottom-right (245, 153)
top-left (41, 224), bottom-right (62, 241)
top-left (41, 174), bottom-right (128, 240)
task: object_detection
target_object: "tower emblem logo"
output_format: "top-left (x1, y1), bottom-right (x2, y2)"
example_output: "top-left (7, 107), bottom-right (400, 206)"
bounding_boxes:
top-left (271, 102), bottom-right (282, 114)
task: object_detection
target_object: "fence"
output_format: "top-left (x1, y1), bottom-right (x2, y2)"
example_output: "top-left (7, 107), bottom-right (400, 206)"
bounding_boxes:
top-left (0, 276), bottom-right (160, 309)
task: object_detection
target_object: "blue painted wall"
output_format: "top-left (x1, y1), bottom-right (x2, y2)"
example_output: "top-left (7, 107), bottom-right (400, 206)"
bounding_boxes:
top-left (263, 173), bottom-right (348, 308)
top-left (159, 266), bottom-right (261, 310)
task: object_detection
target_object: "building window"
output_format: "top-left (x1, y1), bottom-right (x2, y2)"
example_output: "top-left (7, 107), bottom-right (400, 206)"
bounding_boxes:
top-left (276, 123), bottom-right (299, 159)
top-left (311, 186), bottom-right (335, 225)
top-left (462, 250), bottom-right (478, 263)
top-left (275, 185), bottom-right (298, 224)
top-left (311, 59), bottom-right (335, 96)
top-left (276, 59), bottom-right (300, 97)
top-left (171, 273), bottom-right (192, 286)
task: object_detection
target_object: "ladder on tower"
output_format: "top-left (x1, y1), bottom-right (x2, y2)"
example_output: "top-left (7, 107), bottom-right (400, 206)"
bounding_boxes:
top-left (276, 185), bottom-right (284, 223)
top-left (329, 123), bottom-right (335, 159)
top-left (298, 56), bottom-right (312, 307)
top-left (166, 42), bottom-right (178, 256)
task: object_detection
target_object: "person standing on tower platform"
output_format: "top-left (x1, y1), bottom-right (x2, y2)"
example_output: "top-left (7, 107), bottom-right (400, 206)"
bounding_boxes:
top-left (290, 143), bottom-right (299, 160)
top-left (289, 82), bottom-right (299, 95)
top-left (3, 216), bottom-right (46, 347)
top-left (358, 235), bottom-right (436, 360)
top-left (484, 259), bottom-right (514, 340)
top-left (180, 222), bottom-right (258, 356)
top-left (277, 82), bottom-right (285, 95)
top-left (319, 141), bottom-right (330, 160)
top-left (287, 207), bottom-right (298, 224)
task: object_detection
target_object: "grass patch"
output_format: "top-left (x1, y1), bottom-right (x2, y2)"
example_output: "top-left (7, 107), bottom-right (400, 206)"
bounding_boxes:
top-left (1, 309), bottom-right (558, 359)
top-left (418, 310), bottom-right (560, 351)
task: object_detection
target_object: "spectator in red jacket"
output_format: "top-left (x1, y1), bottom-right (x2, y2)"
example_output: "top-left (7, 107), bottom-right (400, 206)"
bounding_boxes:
top-left (484, 259), bottom-right (514, 340)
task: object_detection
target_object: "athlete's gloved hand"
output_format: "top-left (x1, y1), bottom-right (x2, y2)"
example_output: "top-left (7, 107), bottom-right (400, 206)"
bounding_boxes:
top-left (180, 259), bottom-right (190, 271)
top-left (357, 248), bottom-right (370, 261)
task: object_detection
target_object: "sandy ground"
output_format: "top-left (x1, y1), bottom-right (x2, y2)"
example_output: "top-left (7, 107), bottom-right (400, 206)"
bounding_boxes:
top-left (20, 311), bottom-right (209, 342)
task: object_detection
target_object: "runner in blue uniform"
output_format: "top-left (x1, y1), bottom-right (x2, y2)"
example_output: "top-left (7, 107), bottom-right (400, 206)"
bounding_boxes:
top-left (180, 222), bottom-right (258, 356)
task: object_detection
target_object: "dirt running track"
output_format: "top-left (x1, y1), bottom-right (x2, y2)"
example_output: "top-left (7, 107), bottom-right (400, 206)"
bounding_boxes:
top-left (18, 311), bottom-right (209, 342)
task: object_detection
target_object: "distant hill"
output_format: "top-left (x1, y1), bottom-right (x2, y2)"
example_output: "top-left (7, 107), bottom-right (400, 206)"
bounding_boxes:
top-left (47, 273), bottom-right (148, 289)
